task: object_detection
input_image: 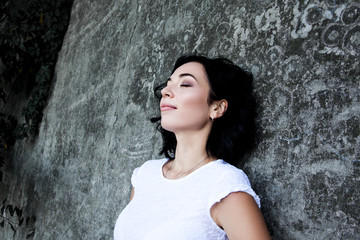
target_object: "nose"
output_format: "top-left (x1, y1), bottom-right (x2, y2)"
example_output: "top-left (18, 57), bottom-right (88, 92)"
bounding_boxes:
top-left (161, 84), bottom-right (174, 98)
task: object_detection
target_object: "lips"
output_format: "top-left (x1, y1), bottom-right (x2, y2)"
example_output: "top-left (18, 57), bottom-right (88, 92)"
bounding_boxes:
top-left (160, 103), bottom-right (177, 111)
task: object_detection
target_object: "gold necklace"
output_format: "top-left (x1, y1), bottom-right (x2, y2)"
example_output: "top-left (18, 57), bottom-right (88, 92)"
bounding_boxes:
top-left (165, 156), bottom-right (209, 179)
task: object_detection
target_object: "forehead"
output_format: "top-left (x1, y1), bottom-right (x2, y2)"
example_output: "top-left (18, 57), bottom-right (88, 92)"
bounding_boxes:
top-left (171, 62), bottom-right (207, 80)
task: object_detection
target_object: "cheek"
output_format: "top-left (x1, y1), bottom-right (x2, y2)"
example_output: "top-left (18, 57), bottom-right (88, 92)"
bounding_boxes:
top-left (182, 91), bottom-right (209, 109)
top-left (181, 93), bottom-right (210, 119)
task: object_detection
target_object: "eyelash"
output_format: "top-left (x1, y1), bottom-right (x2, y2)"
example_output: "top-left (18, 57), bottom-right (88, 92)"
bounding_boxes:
top-left (165, 79), bottom-right (192, 87)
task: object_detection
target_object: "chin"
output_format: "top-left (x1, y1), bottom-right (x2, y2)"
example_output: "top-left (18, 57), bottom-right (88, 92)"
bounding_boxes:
top-left (160, 121), bottom-right (175, 132)
top-left (160, 119), bottom-right (182, 132)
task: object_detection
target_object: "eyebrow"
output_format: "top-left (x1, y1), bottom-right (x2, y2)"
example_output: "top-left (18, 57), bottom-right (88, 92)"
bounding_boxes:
top-left (168, 73), bottom-right (197, 82)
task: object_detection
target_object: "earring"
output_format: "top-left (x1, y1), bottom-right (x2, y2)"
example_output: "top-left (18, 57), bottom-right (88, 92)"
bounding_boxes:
top-left (210, 114), bottom-right (215, 121)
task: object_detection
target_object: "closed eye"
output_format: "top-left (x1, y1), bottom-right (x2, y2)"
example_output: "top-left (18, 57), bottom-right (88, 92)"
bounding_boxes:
top-left (180, 84), bottom-right (192, 87)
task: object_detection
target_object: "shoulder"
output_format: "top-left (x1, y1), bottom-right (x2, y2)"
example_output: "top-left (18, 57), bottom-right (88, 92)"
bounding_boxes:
top-left (133, 158), bottom-right (168, 177)
top-left (131, 158), bottom-right (167, 187)
top-left (211, 160), bottom-right (252, 185)
top-left (209, 161), bottom-right (270, 239)
top-left (208, 160), bottom-right (261, 208)
top-left (137, 158), bottom-right (168, 171)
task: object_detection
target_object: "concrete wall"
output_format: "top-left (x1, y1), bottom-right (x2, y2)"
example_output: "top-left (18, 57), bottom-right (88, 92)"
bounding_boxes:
top-left (2, 0), bottom-right (359, 239)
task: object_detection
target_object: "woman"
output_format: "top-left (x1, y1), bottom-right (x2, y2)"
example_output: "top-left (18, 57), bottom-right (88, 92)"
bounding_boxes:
top-left (114, 55), bottom-right (271, 239)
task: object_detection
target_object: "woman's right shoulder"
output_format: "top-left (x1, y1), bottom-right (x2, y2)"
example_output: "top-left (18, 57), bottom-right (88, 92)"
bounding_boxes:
top-left (131, 158), bottom-right (167, 187)
top-left (136, 158), bottom-right (168, 171)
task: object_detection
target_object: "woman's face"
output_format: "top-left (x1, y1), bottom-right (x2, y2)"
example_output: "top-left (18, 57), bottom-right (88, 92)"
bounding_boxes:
top-left (160, 62), bottom-right (212, 133)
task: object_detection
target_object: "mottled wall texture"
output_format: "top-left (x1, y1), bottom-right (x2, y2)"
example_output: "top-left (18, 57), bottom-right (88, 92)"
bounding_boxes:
top-left (2, 0), bottom-right (359, 239)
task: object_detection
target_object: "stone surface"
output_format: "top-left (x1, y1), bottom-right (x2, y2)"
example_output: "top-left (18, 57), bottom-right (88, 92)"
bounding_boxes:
top-left (1, 0), bottom-right (359, 239)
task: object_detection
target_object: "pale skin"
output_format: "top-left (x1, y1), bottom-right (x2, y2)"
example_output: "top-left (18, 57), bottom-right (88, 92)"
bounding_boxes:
top-left (130, 62), bottom-right (271, 239)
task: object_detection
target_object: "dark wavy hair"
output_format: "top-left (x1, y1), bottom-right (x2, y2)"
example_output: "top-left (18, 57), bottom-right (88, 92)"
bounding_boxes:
top-left (151, 55), bottom-right (257, 166)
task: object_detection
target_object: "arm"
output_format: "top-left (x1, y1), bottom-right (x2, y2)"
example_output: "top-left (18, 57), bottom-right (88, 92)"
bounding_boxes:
top-left (211, 192), bottom-right (271, 240)
top-left (130, 187), bottom-right (135, 201)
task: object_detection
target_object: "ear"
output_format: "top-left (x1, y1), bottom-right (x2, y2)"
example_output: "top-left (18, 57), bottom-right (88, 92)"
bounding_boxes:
top-left (209, 99), bottom-right (228, 120)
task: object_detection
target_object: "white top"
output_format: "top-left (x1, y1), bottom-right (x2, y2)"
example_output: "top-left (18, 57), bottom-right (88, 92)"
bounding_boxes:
top-left (114, 158), bottom-right (260, 240)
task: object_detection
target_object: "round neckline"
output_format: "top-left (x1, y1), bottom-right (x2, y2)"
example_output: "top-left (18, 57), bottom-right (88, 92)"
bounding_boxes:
top-left (160, 158), bottom-right (221, 182)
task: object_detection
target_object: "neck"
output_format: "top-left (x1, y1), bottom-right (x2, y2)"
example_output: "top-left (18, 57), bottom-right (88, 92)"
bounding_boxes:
top-left (172, 128), bottom-right (215, 170)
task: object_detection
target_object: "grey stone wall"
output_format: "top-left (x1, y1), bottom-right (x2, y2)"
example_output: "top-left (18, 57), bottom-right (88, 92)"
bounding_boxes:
top-left (2, 0), bottom-right (359, 239)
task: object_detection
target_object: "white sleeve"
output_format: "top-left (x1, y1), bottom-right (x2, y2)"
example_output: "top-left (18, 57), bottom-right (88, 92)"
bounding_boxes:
top-left (130, 167), bottom-right (140, 188)
top-left (208, 169), bottom-right (261, 210)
